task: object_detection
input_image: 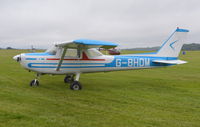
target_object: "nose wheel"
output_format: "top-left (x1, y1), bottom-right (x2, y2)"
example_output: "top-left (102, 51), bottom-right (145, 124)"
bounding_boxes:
top-left (30, 73), bottom-right (40, 87)
top-left (30, 79), bottom-right (39, 86)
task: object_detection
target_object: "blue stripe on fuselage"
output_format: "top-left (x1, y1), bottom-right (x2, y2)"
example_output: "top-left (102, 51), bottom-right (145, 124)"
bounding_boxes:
top-left (26, 58), bottom-right (37, 60)
top-left (25, 52), bottom-right (53, 56)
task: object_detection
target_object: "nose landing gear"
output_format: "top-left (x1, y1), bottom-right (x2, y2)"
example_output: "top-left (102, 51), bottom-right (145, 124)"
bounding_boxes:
top-left (30, 79), bottom-right (39, 86)
top-left (30, 73), bottom-right (40, 87)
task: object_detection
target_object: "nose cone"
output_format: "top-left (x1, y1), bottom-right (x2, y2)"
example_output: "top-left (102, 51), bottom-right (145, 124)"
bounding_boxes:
top-left (13, 54), bottom-right (21, 62)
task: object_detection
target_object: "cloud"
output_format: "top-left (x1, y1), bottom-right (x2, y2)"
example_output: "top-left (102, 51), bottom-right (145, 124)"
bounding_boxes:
top-left (0, 0), bottom-right (199, 49)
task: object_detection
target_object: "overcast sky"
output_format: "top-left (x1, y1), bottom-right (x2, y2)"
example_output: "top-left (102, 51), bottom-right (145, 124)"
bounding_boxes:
top-left (0, 0), bottom-right (199, 49)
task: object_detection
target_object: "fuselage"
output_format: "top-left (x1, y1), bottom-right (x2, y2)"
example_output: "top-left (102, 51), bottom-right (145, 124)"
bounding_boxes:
top-left (17, 51), bottom-right (175, 74)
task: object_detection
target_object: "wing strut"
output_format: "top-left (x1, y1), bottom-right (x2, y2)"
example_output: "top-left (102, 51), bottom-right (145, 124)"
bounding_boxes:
top-left (56, 47), bottom-right (67, 71)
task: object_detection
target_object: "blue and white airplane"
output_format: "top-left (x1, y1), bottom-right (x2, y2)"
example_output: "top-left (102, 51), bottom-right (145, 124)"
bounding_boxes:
top-left (13, 28), bottom-right (189, 90)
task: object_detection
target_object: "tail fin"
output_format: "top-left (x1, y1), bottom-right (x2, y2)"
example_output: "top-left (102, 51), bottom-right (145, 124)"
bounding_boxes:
top-left (156, 28), bottom-right (189, 57)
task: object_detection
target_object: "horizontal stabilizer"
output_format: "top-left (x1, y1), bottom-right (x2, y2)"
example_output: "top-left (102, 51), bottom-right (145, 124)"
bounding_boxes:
top-left (152, 60), bottom-right (187, 64)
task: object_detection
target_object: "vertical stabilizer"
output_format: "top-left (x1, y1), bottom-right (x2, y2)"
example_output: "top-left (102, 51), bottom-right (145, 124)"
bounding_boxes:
top-left (156, 28), bottom-right (189, 57)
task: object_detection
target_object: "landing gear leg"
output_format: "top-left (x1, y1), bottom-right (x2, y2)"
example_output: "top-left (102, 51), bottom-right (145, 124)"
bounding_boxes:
top-left (30, 73), bottom-right (40, 86)
top-left (64, 74), bottom-right (74, 83)
top-left (70, 73), bottom-right (82, 90)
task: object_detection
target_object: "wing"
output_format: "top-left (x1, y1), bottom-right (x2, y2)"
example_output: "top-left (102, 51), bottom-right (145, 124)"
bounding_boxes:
top-left (56, 39), bottom-right (118, 71)
top-left (56, 39), bottom-right (118, 49)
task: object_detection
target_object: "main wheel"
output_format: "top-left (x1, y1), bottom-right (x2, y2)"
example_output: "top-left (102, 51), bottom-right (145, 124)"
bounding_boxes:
top-left (64, 76), bottom-right (74, 83)
top-left (30, 79), bottom-right (39, 86)
top-left (70, 81), bottom-right (82, 90)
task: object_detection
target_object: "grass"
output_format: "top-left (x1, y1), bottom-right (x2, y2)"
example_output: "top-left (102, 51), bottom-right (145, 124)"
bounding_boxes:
top-left (0, 49), bottom-right (200, 127)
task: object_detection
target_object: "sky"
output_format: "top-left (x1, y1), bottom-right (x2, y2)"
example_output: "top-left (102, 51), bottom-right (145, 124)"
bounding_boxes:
top-left (0, 0), bottom-right (200, 49)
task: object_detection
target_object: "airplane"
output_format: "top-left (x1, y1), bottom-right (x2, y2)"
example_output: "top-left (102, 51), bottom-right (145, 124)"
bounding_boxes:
top-left (13, 28), bottom-right (189, 90)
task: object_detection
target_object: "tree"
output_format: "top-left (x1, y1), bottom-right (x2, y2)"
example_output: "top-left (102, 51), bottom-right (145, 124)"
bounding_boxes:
top-left (6, 47), bottom-right (13, 49)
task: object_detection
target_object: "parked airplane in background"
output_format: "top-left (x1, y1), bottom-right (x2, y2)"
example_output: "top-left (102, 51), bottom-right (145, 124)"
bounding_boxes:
top-left (13, 28), bottom-right (189, 90)
top-left (108, 48), bottom-right (121, 55)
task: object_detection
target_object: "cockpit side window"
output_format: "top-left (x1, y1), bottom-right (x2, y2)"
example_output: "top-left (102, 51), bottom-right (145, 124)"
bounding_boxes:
top-left (65, 49), bottom-right (78, 58)
top-left (85, 48), bottom-right (103, 58)
top-left (45, 46), bottom-right (57, 55)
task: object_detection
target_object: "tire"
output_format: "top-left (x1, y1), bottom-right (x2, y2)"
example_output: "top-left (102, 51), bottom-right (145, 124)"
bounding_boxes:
top-left (30, 80), bottom-right (39, 86)
top-left (64, 76), bottom-right (73, 83)
top-left (70, 81), bottom-right (82, 90)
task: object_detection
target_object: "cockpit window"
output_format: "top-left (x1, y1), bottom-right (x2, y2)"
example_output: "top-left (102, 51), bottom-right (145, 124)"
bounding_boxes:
top-left (45, 46), bottom-right (57, 55)
top-left (65, 49), bottom-right (78, 57)
top-left (85, 48), bottom-right (103, 57)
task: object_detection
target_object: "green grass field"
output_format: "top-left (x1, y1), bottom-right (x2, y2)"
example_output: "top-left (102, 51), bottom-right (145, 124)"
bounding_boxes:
top-left (0, 50), bottom-right (200, 127)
